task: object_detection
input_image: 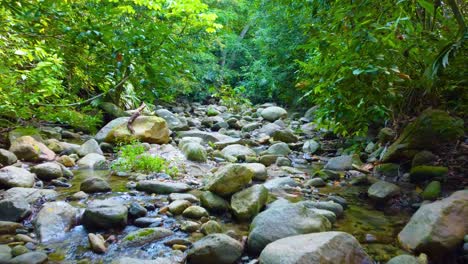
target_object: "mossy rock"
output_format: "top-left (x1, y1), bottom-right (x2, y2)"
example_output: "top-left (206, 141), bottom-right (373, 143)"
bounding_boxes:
top-left (382, 109), bottom-right (463, 162)
top-left (122, 227), bottom-right (173, 246)
top-left (100, 102), bottom-right (130, 119)
top-left (374, 163), bottom-right (400, 178)
top-left (410, 166), bottom-right (448, 182)
top-left (412, 151), bottom-right (437, 167)
top-left (420, 181), bottom-right (441, 200)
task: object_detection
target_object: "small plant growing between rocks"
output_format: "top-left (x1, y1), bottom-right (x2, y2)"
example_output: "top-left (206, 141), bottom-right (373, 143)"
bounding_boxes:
top-left (111, 140), bottom-right (178, 177)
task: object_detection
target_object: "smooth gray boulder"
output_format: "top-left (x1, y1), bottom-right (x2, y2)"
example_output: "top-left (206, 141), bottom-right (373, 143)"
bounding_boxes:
top-left (82, 200), bottom-right (128, 230)
top-left (30, 162), bottom-right (63, 181)
top-left (367, 181), bottom-right (400, 201)
top-left (34, 201), bottom-right (78, 243)
top-left (186, 233), bottom-right (243, 264)
top-left (155, 109), bottom-right (189, 131)
top-left (259, 231), bottom-right (371, 264)
top-left (324, 155), bottom-right (362, 171)
top-left (0, 149), bottom-right (17, 166)
top-left (221, 144), bottom-right (256, 159)
top-left (2, 187), bottom-right (57, 204)
top-left (204, 164), bottom-right (254, 196)
top-left (0, 199), bottom-right (31, 222)
top-left (136, 180), bottom-right (191, 194)
top-left (80, 177), bottom-right (111, 193)
top-left (245, 163), bottom-right (268, 181)
top-left (77, 153), bottom-right (106, 169)
top-left (231, 185), bottom-right (268, 221)
top-left (261, 106), bottom-right (287, 122)
top-left (77, 139), bottom-right (103, 157)
top-left (0, 166), bottom-right (35, 188)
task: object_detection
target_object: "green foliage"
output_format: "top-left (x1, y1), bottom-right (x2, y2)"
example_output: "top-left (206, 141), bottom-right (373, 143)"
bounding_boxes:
top-left (210, 85), bottom-right (251, 113)
top-left (111, 140), bottom-right (178, 176)
top-left (38, 107), bottom-right (102, 133)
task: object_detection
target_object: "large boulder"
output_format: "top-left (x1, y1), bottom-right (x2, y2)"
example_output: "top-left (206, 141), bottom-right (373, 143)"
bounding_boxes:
top-left (77, 139), bottom-right (103, 157)
top-left (259, 232), bottom-right (371, 264)
top-left (221, 144), bottom-right (256, 159)
top-left (34, 201), bottom-right (78, 243)
top-left (247, 201), bottom-right (332, 254)
top-left (9, 136), bottom-right (55, 162)
top-left (155, 109), bottom-right (189, 131)
top-left (0, 199), bottom-right (31, 222)
top-left (82, 200), bottom-right (128, 230)
top-left (324, 155), bottom-right (362, 171)
top-left (367, 181), bottom-right (400, 202)
top-left (136, 180), bottom-right (191, 194)
top-left (200, 191), bottom-right (229, 212)
top-left (80, 177), bottom-right (111, 193)
top-left (186, 233), bottom-right (243, 264)
top-left (178, 130), bottom-right (237, 144)
top-left (121, 227), bottom-right (173, 247)
top-left (398, 190), bottom-right (468, 258)
top-left (0, 149), bottom-right (17, 166)
top-left (30, 162), bottom-right (63, 181)
top-left (2, 187), bottom-right (57, 204)
top-left (95, 116), bottom-right (170, 144)
top-left (382, 109), bottom-right (463, 162)
top-left (261, 106), bottom-right (287, 122)
top-left (204, 164), bottom-right (254, 196)
top-left (0, 166), bottom-right (35, 188)
top-left (77, 153), bottom-right (106, 169)
top-left (231, 184), bottom-right (268, 221)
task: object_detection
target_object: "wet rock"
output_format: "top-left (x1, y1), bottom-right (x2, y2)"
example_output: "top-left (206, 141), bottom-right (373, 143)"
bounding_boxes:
top-left (306, 177), bottom-right (326, 187)
top-left (95, 116), bottom-right (170, 144)
top-left (0, 244), bottom-right (12, 263)
top-left (134, 217), bottom-right (162, 227)
top-left (169, 193), bottom-right (199, 203)
top-left (200, 191), bottom-right (229, 212)
top-left (136, 180), bottom-right (191, 194)
top-left (259, 232), bottom-right (371, 264)
top-left (155, 109), bottom-right (189, 131)
top-left (0, 199), bottom-right (31, 222)
top-left (9, 136), bottom-right (55, 162)
top-left (374, 163), bottom-right (400, 179)
top-left (241, 122), bottom-right (262, 133)
top-left (412, 151), bottom-right (437, 167)
top-left (88, 233), bottom-right (107, 253)
top-left (122, 227), bottom-right (173, 247)
top-left (181, 220), bottom-right (200, 232)
top-left (9, 251), bottom-right (48, 264)
top-left (367, 181), bottom-right (400, 202)
top-left (266, 142), bottom-right (290, 156)
top-left (69, 191), bottom-right (89, 201)
top-left (181, 142), bottom-right (207, 162)
top-left (0, 221), bottom-right (22, 234)
top-left (382, 110), bottom-right (463, 162)
top-left (275, 157), bottom-right (291, 166)
top-left (128, 202), bottom-right (147, 218)
top-left (398, 190), bottom-right (468, 258)
top-left (168, 200), bottom-right (191, 215)
top-left (2, 187), bottom-right (57, 204)
top-left (77, 153), bottom-right (107, 169)
top-left (82, 200), bottom-right (128, 230)
top-left (80, 177), bottom-right (111, 193)
top-left (112, 257), bottom-right (172, 264)
top-left (200, 220), bottom-right (222, 235)
top-left (258, 154), bottom-right (282, 166)
top-left (247, 201), bottom-right (331, 254)
top-left (303, 139), bottom-right (320, 154)
top-left (261, 106), bottom-right (287, 122)
top-left (231, 185), bottom-right (268, 221)
top-left (0, 166), bottom-right (35, 188)
top-left (204, 164), bottom-right (254, 196)
top-left (420, 181), bottom-right (441, 200)
top-left (0, 149), bottom-right (17, 166)
top-left (182, 206), bottom-right (209, 219)
top-left (409, 166), bottom-right (447, 182)
top-left (34, 201), bottom-right (78, 243)
top-left (263, 177), bottom-right (299, 192)
top-left (221, 144), bottom-right (256, 160)
top-left (272, 129), bottom-right (298, 143)
top-left (186, 233), bottom-right (243, 264)
top-left (178, 130), bottom-right (236, 144)
top-left (30, 162), bottom-right (63, 181)
top-left (387, 255), bottom-right (421, 264)
top-left (245, 163), bottom-right (268, 181)
top-left (57, 155), bottom-right (75, 167)
top-left (303, 201), bottom-right (344, 218)
top-left (324, 154), bottom-right (362, 171)
top-left (77, 139), bottom-right (103, 157)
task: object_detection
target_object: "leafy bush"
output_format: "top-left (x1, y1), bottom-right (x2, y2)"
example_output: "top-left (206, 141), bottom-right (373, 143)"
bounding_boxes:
top-left (38, 107), bottom-right (102, 133)
top-left (111, 141), bottom-right (178, 176)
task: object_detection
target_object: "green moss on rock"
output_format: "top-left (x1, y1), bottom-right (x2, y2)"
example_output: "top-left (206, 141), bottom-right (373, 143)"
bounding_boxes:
top-left (421, 181), bottom-right (441, 200)
top-left (410, 166), bottom-right (448, 182)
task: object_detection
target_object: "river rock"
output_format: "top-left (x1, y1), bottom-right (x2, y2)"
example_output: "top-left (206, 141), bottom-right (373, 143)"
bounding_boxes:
top-left (367, 181), bottom-right (400, 202)
top-left (77, 153), bottom-right (106, 169)
top-left (382, 109), bottom-right (463, 162)
top-left (168, 193), bottom-right (199, 203)
top-left (112, 257), bottom-right (172, 264)
top-left (134, 217), bottom-right (162, 227)
top-left (95, 116), bottom-right (170, 144)
top-left (181, 142), bottom-right (207, 162)
top-left (136, 180), bottom-right (191, 194)
top-left (387, 255), bottom-right (421, 264)
top-left (122, 227), bottom-right (173, 247)
top-left (200, 220), bottom-right (222, 235)
top-left (178, 130), bottom-right (236, 144)
top-left (261, 106), bottom-right (287, 121)
top-left (231, 184), bottom-right (268, 221)
top-left (200, 191), bottom-right (229, 212)
top-left (259, 231), bottom-right (371, 264)
top-left (0, 166), bottom-right (35, 188)
top-left (204, 164), bottom-right (254, 196)
top-left (0, 198), bottom-right (31, 222)
top-left (221, 144), bottom-right (256, 160)
top-left (306, 177), bottom-right (326, 187)
top-left (9, 136), bottom-right (55, 162)
top-left (88, 233), bottom-right (106, 253)
top-left (9, 251), bottom-right (48, 264)
top-left (409, 166), bottom-right (448, 182)
top-left (266, 142), bottom-right (290, 156)
top-left (324, 154), bottom-right (362, 171)
top-left (0, 244), bottom-right (12, 263)
top-left (82, 200), bottom-right (128, 230)
top-left (398, 190), bottom-right (468, 258)
top-left (80, 177), bottom-right (111, 193)
top-left (156, 109), bottom-right (189, 131)
top-left (2, 187), bottom-right (57, 204)
top-left (0, 221), bottom-right (22, 234)
top-left (247, 201), bottom-right (331, 254)
top-left (128, 202), bottom-right (147, 218)
top-left (303, 201), bottom-right (344, 218)
top-left (30, 162), bottom-right (63, 181)
top-left (0, 149), bottom-right (17, 166)
top-left (263, 177), bottom-right (299, 192)
top-left (303, 139), bottom-right (320, 154)
top-left (272, 129), bottom-right (298, 143)
top-left (420, 181), bottom-right (441, 200)
top-left (77, 139), bottom-right (103, 157)
top-left (245, 163), bottom-right (268, 181)
top-left (34, 201), bottom-right (77, 243)
top-left (182, 206), bottom-right (209, 219)
top-left (186, 233), bottom-right (243, 264)
top-left (168, 200), bottom-right (191, 215)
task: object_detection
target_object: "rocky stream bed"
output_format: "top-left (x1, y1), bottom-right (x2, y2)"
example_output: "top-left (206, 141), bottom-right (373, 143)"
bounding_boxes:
top-left (0, 103), bottom-right (466, 264)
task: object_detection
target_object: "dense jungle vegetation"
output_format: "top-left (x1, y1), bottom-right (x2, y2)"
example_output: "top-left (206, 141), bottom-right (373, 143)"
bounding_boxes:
top-left (0, 0), bottom-right (466, 136)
